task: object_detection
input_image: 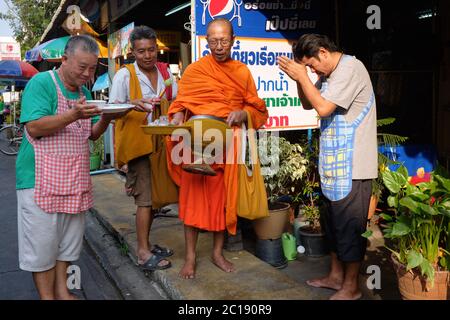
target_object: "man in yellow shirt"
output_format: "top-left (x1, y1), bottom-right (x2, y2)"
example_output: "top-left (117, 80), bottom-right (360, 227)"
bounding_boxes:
top-left (110, 26), bottom-right (178, 271)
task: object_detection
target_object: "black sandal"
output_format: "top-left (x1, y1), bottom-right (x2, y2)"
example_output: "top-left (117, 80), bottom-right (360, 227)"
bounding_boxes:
top-left (151, 244), bottom-right (174, 257)
top-left (139, 254), bottom-right (171, 271)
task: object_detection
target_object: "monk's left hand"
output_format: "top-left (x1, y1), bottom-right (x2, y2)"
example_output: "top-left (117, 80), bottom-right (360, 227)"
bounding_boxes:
top-left (227, 110), bottom-right (247, 127)
top-left (277, 56), bottom-right (308, 82)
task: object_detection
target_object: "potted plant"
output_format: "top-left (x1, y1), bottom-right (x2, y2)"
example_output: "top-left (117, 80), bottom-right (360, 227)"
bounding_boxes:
top-left (379, 166), bottom-right (449, 299)
top-left (251, 134), bottom-right (308, 268)
top-left (89, 136), bottom-right (104, 171)
top-left (370, 118), bottom-right (408, 220)
top-left (295, 133), bottom-right (329, 257)
top-left (253, 134), bottom-right (308, 240)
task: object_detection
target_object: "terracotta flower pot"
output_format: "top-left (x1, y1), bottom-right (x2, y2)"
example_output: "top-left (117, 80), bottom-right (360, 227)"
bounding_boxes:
top-left (253, 202), bottom-right (290, 240)
top-left (392, 254), bottom-right (449, 300)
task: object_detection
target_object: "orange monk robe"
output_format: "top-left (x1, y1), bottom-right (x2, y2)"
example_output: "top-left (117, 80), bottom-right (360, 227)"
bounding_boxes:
top-left (167, 55), bottom-right (268, 235)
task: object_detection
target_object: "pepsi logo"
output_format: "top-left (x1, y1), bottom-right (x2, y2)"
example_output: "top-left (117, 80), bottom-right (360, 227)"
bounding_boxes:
top-left (208, 0), bottom-right (234, 18)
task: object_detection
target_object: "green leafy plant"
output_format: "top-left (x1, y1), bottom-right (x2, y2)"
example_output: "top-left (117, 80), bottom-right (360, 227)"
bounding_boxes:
top-left (381, 166), bottom-right (450, 286)
top-left (373, 118), bottom-right (409, 198)
top-left (294, 131), bottom-right (324, 233)
top-left (301, 200), bottom-right (322, 233)
top-left (258, 134), bottom-right (308, 204)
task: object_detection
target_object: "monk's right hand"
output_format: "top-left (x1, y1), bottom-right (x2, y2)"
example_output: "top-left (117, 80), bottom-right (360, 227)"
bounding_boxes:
top-left (130, 98), bottom-right (154, 112)
top-left (171, 112), bottom-right (185, 125)
top-left (70, 97), bottom-right (102, 120)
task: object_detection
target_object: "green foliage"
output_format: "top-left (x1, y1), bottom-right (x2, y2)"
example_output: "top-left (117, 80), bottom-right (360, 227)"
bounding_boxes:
top-left (119, 241), bottom-right (129, 256)
top-left (301, 204), bottom-right (322, 232)
top-left (377, 117), bottom-right (409, 146)
top-left (294, 130), bottom-right (324, 232)
top-left (89, 136), bottom-right (104, 157)
top-left (372, 118), bottom-right (409, 198)
top-left (381, 166), bottom-right (450, 286)
top-left (362, 230), bottom-right (374, 238)
top-left (376, 117), bottom-right (396, 127)
top-left (258, 134), bottom-right (308, 204)
top-left (0, 0), bottom-right (60, 57)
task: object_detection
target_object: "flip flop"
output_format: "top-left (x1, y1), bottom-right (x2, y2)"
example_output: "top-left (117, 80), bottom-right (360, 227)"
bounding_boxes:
top-left (151, 244), bottom-right (174, 258)
top-left (139, 254), bottom-right (171, 271)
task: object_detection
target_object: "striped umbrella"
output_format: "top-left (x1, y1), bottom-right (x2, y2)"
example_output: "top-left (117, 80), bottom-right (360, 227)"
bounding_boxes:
top-left (0, 60), bottom-right (38, 87)
top-left (0, 60), bottom-right (38, 79)
top-left (25, 36), bottom-right (108, 62)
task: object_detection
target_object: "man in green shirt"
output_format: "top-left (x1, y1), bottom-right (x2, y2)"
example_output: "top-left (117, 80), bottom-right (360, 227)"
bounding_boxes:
top-left (16, 35), bottom-right (124, 300)
top-left (16, 70), bottom-right (97, 190)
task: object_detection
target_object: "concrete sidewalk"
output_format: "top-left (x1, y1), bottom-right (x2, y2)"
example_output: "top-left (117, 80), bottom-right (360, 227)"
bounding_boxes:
top-left (89, 172), bottom-right (401, 300)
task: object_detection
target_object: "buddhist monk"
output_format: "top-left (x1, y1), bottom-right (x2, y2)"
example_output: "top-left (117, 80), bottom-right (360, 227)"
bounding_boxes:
top-left (168, 18), bottom-right (268, 279)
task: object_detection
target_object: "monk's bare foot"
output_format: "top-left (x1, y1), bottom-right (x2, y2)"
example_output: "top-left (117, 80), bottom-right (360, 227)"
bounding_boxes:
top-left (306, 276), bottom-right (343, 291)
top-left (329, 288), bottom-right (362, 300)
top-left (211, 254), bottom-right (235, 273)
top-left (179, 257), bottom-right (196, 279)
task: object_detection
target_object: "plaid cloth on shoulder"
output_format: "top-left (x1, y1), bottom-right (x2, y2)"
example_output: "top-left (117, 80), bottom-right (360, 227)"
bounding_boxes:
top-left (318, 82), bottom-right (375, 201)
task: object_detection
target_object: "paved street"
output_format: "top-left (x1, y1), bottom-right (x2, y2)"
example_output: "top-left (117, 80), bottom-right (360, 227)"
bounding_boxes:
top-left (0, 151), bottom-right (122, 300)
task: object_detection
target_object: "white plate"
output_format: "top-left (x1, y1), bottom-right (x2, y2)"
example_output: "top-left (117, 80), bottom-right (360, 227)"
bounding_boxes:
top-left (86, 100), bottom-right (107, 105)
top-left (101, 104), bottom-right (134, 113)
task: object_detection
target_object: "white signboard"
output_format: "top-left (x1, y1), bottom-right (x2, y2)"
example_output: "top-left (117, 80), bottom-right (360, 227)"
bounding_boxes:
top-left (192, 0), bottom-right (320, 130)
top-left (195, 36), bottom-right (319, 130)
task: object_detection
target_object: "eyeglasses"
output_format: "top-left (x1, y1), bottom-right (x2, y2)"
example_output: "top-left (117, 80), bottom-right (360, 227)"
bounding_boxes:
top-left (207, 38), bottom-right (232, 47)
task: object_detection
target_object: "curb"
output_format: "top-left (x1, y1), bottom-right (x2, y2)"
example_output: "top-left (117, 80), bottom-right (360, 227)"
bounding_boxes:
top-left (84, 209), bottom-right (169, 300)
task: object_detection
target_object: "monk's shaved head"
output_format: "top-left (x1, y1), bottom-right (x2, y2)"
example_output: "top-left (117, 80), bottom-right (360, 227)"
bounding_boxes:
top-left (207, 18), bottom-right (234, 38)
top-left (206, 18), bottom-right (235, 62)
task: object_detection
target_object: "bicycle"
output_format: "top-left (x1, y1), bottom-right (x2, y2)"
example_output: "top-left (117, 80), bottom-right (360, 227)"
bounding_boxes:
top-left (0, 102), bottom-right (23, 156)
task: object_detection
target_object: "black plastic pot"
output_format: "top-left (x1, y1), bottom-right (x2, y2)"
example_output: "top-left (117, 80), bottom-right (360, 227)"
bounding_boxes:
top-left (298, 227), bottom-right (329, 257)
top-left (255, 238), bottom-right (287, 269)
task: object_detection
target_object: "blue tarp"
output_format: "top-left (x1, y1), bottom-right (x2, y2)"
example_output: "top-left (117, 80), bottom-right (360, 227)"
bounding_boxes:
top-left (92, 72), bottom-right (110, 92)
top-left (379, 144), bottom-right (438, 175)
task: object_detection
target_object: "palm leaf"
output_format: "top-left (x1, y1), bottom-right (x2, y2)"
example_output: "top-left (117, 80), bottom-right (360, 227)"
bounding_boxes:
top-left (377, 117), bottom-right (396, 127)
top-left (377, 118), bottom-right (408, 147)
top-left (378, 133), bottom-right (409, 147)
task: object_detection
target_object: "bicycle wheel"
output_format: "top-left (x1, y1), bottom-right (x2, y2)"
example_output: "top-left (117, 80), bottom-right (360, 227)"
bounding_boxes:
top-left (0, 125), bottom-right (23, 155)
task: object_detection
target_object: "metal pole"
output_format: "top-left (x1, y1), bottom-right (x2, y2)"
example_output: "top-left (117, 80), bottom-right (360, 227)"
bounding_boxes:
top-left (11, 85), bottom-right (15, 126)
top-left (109, 122), bottom-right (115, 168)
top-left (307, 129), bottom-right (312, 151)
top-left (90, 168), bottom-right (117, 176)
